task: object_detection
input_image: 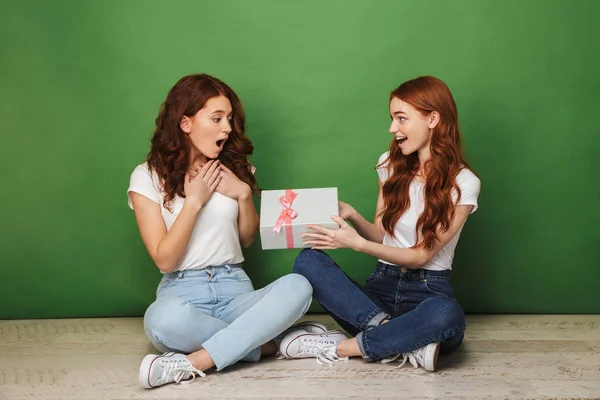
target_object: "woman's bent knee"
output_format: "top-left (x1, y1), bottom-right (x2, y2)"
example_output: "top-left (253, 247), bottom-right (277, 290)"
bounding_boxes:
top-left (277, 273), bottom-right (313, 300)
top-left (293, 249), bottom-right (332, 277)
top-left (144, 296), bottom-right (191, 334)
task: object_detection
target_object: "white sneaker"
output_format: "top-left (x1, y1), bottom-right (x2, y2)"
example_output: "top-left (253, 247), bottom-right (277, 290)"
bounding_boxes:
top-left (381, 342), bottom-right (440, 372)
top-left (139, 352), bottom-right (206, 388)
top-left (291, 320), bottom-right (328, 334)
top-left (278, 330), bottom-right (349, 366)
top-left (275, 320), bottom-right (328, 342)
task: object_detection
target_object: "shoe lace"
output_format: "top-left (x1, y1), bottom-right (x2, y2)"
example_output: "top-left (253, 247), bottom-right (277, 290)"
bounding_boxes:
top-left (275, 338), bottom-right (324, 360)
top-left (316, 345), bottom-right (348, 367)
top-left (380, 347), bottom-right (424, 369)
top-left (298, 338), bottom-right (327, 357)
top-left (158, 359), bottom-right (206, 385)
top-left (275, 333), bottom-right (349, 365)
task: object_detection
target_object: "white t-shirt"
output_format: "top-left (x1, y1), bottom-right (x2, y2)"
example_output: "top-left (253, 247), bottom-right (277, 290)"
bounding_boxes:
top-left (376, 152), bottom-right (481, 271)
top-left (127, 163), bottom-right (244, 271)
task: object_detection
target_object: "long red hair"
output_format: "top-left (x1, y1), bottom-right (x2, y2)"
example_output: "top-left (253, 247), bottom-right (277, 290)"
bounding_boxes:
top-left (147, 74), bottom-right (258, 211)
top-left (379, 76), bottom-right (474, 250)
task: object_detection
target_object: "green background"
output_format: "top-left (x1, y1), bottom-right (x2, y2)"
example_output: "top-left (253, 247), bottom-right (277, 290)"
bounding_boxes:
top-left (1, 0), bottom-right (599, 319)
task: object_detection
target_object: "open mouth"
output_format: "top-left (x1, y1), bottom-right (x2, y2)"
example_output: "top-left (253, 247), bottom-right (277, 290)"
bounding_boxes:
top-left (395, 136), bottom-right (407, 144)
top-left (216, 138), bottom-right (227, 149)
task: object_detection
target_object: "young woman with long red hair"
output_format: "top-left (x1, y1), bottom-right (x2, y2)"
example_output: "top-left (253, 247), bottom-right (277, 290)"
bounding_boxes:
top-left (277, 76), bottom-right (481, 371)
top-left (127, 74), bottom-right (329, 388)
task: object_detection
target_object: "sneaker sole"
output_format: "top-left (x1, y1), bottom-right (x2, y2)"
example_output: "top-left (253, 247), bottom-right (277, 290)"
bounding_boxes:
top-left (139, 354), bottom-right (160, 388)
top-left (298, 322), bottom-right (327, 333)
top-left (281, 330), bottom-right (347, 358)
top-left (424, 343), bottom-right (440, 372)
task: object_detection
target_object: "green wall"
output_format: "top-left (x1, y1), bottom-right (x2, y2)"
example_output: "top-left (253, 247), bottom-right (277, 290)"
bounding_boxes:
top-left (1, 0), bottom-right (599, 319)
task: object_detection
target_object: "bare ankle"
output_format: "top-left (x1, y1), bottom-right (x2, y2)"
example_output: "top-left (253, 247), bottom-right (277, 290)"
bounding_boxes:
top-left (335, 338), bottom-right (361, 358)
top-left (186, 349), bottom-right (215, 372)
top-left (261, 340), bottom-right (278, 356)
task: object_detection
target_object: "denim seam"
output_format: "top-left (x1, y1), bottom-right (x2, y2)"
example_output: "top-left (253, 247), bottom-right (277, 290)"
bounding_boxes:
top-left (201, 339), bottom-right (225, 370)
top-left (356, 331), bottom-right (372, 360)
top-left (217, 298), bottom-right (247, 321)
top-left (366, 312), bottom-right (389, 329)
top-left (365, 270), bottom-right (383, 285)
top-left (412, 326), bottom-right (466, 353)
top-left (385, 325), bottom-right (467, 359)
top-left (359, 309), bottom-right (390, 331)
top-left (426, 276), bottom-right (450, 281)
top-left (424, 281), bottom-right (453, 299)
top-left (217, 286), bottom-right (267, 321)
top-left (156, 278), bottom-right (178, 295)
top-left (395, 278), bottom-right (404, 313)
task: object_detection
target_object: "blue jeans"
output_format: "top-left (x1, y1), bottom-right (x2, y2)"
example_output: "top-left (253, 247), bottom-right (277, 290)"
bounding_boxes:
top-left (293, 249), bottom-right (466, 361)
top-left (143, 264), bottom-right (313, 370)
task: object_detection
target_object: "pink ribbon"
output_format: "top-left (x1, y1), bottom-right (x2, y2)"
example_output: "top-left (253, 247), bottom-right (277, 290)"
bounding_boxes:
top-left (273, 190), bottom-right (298, 248)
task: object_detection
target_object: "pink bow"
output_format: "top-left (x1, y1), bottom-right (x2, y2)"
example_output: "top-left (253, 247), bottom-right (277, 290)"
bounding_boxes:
top-left (273, 190), bottom-right (298, 248)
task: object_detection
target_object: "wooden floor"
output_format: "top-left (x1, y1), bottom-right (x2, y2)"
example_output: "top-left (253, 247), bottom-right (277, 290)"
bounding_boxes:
top-left (0, 314), bottom-right (599, 399)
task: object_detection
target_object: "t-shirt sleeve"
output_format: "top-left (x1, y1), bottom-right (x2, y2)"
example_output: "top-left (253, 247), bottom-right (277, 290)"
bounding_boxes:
top-left (456, 169), bottom-right (481, 214)
top-left (375, 152), bottom-right (391, 183)
top-left (127, 164), bottom-right (162, 209)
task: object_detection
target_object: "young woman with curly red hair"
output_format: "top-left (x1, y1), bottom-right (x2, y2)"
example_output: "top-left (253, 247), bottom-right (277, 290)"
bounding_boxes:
top-left (278, 76), bottom-right (481, 372)
top-left (127, 74), bottom-right (328, 388)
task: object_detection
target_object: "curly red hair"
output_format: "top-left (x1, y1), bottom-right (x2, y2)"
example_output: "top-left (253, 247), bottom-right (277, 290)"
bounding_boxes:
top-left (379, 76), bottom-right (475, 250)
top-left (147, 74), bottom-right (258, 210)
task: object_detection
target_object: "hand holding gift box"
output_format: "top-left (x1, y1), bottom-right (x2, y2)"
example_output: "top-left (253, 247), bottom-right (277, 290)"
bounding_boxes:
top-left (301, 214), bottom-right (364, 251)
top-left (259, 187), bottom-right (339, 250)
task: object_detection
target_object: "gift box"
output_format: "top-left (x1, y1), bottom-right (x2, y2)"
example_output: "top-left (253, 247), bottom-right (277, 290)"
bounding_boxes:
top-left (259, 187), bottom-right (339, 250)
